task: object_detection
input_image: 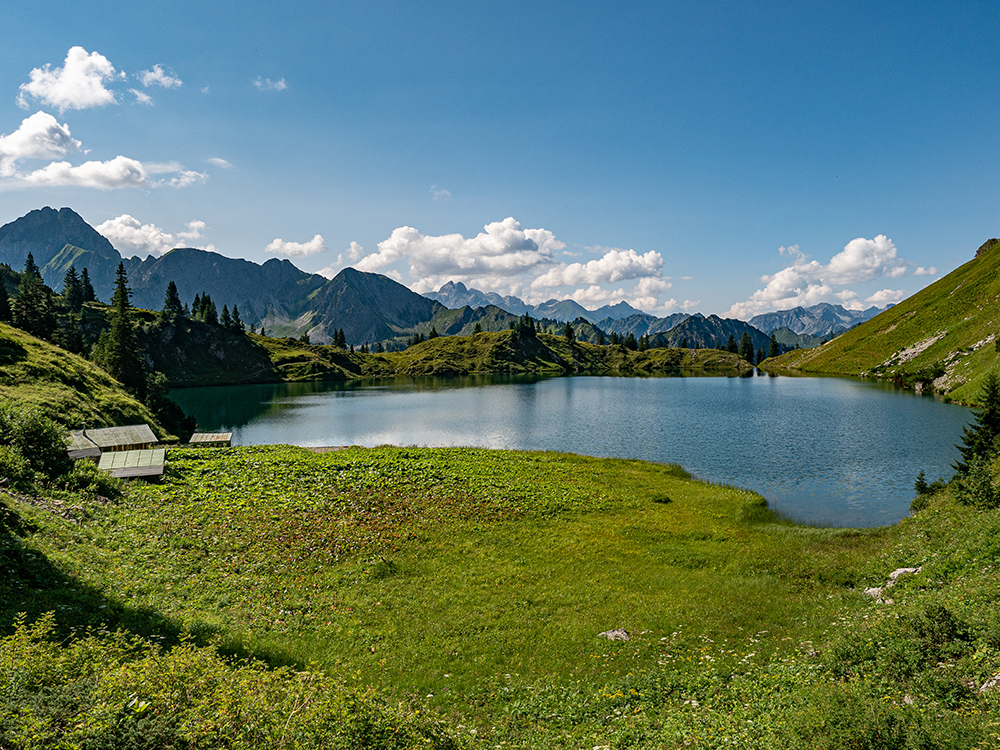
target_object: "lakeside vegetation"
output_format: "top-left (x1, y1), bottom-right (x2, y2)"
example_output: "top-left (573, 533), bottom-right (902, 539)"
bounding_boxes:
top-left (4, 423), bottom-right (1000, 746)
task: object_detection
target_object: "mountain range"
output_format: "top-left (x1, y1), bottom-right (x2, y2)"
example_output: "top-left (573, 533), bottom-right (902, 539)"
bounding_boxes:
top-left (0, 206), bottom-right (886, 351)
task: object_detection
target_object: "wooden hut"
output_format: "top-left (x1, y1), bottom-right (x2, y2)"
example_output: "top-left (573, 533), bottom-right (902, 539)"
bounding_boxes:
top-left (67, 424), bottom-right (158, 460)
top-left (188, 431), bottom-right (233, 447)
top-left (98, 448), bottom-right (166, 479)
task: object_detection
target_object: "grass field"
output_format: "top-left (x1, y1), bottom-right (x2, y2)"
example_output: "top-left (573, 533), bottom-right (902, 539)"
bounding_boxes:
top-left (6, 444), bottom-right (1000, 747)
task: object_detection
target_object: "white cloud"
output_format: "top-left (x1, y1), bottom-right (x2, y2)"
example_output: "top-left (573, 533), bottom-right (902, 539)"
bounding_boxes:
top-left (15, 156), bottom-right (150, 189)
top-left (430, 185), bottom-right (452, 201)
top-left (254, 76), bottom-right (287, 91)
top-left (866, 289), bottom-right (907, 305)
top-left (728, 235), bottom-right (921, 319)
top-left (530, 247), bottom-right (663, 288)
top-left (17, 47), bottom-right (121, 112)
top-left (355, 217), bottom-right (566, 293)
top-left (138, 64), bottom-right (182, 89)
top-left (166, 170), bottom-right (208, 188)
top-left (130, 88), bottom-right (153, 105)
top-left (914, 266), bottom-right (937, 276)
top-left (681, 299), bottom-right (701, 311)
top-left (316, 242), bottom-right (366, 279)
top-left (0, 111), bottom-right (80, 177)
top-left (96, 215), bottom-right (210, 257)
top-left (207, 157), bottom-right (234, 169)
top-left (266, 234), bottom-right (327, 257)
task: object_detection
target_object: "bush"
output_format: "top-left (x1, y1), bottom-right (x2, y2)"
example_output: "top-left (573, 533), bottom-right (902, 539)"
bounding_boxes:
top-left (0, 444), bottom-right (31, 487)
top-left (60, 459), bottom-right (123, 499)
top-left (952, 454), bottom-right (999, 509)
top-left (0, 401), bottom-right (71, 478)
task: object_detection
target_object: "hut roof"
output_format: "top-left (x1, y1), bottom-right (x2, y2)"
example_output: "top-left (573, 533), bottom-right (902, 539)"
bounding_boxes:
top-left (189, 431), bottom-right (233, 445)
top-left (69, 424), bottom-right (157, 452)
top-left (98, 448), bottom-right (166, 479)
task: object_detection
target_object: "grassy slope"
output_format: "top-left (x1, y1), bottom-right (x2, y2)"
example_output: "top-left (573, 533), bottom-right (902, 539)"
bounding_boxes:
top-left (764, 244), bottom-right (1000, 403)
top-left (7, 444), bottom-right (1000, 746)
top-left (0, 322), bottom-right (161, 431)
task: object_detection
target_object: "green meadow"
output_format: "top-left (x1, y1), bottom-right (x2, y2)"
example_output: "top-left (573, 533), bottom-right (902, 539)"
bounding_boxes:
top-left (6, 443), bottom-right (1000, 747)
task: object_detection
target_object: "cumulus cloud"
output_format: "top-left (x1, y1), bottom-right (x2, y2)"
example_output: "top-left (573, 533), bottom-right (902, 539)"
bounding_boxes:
top-left (0, 111), bottom-right (80, 177)
top-left (254, 77), bottom-right (287, 91)
top-left (14, 156), bottom-right (150, 189)
top-left (207, 157), bottom-right (234, 169)
top-left (354, 217), bottom-right (566, 293)
top-left (728, 235), bottom-right (922, 318)
top-left (17, 47), bottom-right (121, 112)
top-left (96, 215), bottom-right (210, 257)
top-left (430, 185), bottom-right (451, 201)
top-left (914, 266), bottom-right (937, 276)
top-left (137, 64), bottom-right (182, 89)
top-left (530, 247), bottom-right (663, 288)
top-left (266, 234), bottom-right (327, 258)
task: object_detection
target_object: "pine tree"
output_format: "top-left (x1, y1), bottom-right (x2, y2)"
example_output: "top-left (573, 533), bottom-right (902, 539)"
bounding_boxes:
top-left (954, 370), bottom-right (1000, 474)
top-left (204, 298), bottom-right (218, 325)
top-left (739, 331), bottom-right (754, 362)
top-left (680, 336), bottom-right (688, 349)
top-left (0, 274), bottom-right (10, 322)
top-left (80, 268), bottom-right (96, 303)
top-left (59, 313), bottom-right (85, 354)
top-left (727, 334), bottom-right (738, 354)
top-left (161, 281), bottom-right (184, 321)
top-left (756, 345), bottom-right (766, 364)
top-left (597, 330), bottom-right (605, 346)
top-left (768, 333), bottom-right (779, 359)
top-left (473, 322), bottom-right (483, 334)
top-left (62, 267), bottom-right (84, 312)
top-left (624, 332), bottom-right (637, 351)
top-left (638, 334), bottom-right (650, 352)
top-left (94, 262), bottom-right (146, 399)
top-left (221, 304), bottom-right (232, 328)
top-left (564, 322), bottom-right (575, 342)
top-left (428, 326), bottom-right (439, 339)
top-left (231, 304), bottom-right (244, 331)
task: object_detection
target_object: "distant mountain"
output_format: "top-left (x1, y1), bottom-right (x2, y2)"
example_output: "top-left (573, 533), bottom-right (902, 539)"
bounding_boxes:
top-left (596, 312), bottom-right (690, 338)
top-left (749, 303), bottom-right (886, 337)
top-left (650, 314), bottom-right (772, 352)
top-left (424, 281), bottom-right (644, 322)
top-left (0, 207), bottom-right (123, 298)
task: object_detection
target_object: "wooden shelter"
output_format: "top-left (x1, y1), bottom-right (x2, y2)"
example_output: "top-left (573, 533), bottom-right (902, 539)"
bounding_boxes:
top-left (188, 431), bottom-right (233, 447)
top-left (67, 424), bottom-right (158, 460)
top-left (98, 448), bottom-right (166, 479)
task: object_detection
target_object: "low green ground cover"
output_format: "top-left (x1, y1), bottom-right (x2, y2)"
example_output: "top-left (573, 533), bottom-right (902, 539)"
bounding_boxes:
top-left (4, 445), bottom-right (1000, 747)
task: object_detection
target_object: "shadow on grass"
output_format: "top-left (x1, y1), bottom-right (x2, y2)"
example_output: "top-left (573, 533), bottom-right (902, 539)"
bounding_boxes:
top-left (0, 497), bottom-right (301, 669)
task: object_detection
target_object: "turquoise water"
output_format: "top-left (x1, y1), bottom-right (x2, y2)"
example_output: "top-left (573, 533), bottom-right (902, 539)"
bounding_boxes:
top-left (171, 373), bottom-right (971, 527)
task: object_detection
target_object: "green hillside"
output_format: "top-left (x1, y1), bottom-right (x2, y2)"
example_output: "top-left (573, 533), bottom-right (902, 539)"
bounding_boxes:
top-left (764, 239), bottom-right (1000, 403)
top-left (0, 322), bottom-right (161, 432)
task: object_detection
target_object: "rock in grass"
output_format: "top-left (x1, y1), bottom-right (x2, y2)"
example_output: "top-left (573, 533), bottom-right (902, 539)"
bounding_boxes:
top-left (598, 629), bottom-right (630, 641)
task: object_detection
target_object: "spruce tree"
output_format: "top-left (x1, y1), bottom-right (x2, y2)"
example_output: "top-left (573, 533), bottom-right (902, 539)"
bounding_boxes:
top-left (62, 267), bottom-right (84, 312)
top-left (0, 274), bottom-right (10, 323)
top-left (204, 298), bottom-right (218, 325)
top-left (954, 370), bottom-right (1000, 474)
top-left (624, 332), bottom-right (637, 351)
top-left (231, 304), bottom-right (244, 331)
top-left (96, 262), bottom-right (146, 399)
top-left (739, 331), bottom-right (754, 362)
top-left (11, 264), bottom-right (54, 339)
top-left (727, 334), bottom-right (738, 354)
top-left (473, 322), bottom-right (483, 334)
top-left (23, 253), bottom-right (40, 280)
top-left (756, 345), bottom-right (766, 364)
top-left (768, 333), bottom-right (780, 359)
top-left (161, 281), bottom-right (183, 321)
top-left (564, 322), bottom-right (575, 342)
top-left (80, 268), bottom-right (96, 303)
top-left (221, 304), bottom-right (232, 328)
top-left (428, 326), bottom-right (439, 339)
top-left (680, 336), bottom-right (688, 349)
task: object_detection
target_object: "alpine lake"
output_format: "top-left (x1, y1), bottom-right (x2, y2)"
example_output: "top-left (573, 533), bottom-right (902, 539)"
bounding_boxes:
top-left (171, 372), bottom-right (972, 528)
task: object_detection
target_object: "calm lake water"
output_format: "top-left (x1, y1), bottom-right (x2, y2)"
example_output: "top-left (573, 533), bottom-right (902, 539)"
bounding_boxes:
top-left (171, 373), bottom-right (972, 528)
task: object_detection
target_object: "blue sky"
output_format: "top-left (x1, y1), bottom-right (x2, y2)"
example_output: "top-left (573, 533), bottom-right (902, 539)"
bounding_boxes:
top-left (1, 1), bottom-right (997, 317)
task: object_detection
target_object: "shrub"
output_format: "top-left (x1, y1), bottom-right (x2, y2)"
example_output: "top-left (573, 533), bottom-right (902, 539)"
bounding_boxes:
top-left (0, 444), bottom-right (31, 487)
top-left (0, 401), bottom-right (71, 478)
top-left (60, 459), bottom-right (123, 499)
top-left (952, 454), bottom-right (999, 509)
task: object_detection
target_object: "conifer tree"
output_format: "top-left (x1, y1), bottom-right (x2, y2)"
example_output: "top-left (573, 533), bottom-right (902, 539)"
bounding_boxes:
top-left (727, 334), bottom-right (738, 354)
top-left (23, 253), bottom-right (40, 280)
top-left (221, 304), bottom-right (232, 328)
top-left (680, 336), bottom-right (688, 349)
top-left (0, 274), bottom-right (10, 323)
top-left (739, 331), bottom-right (754, 362)
top-left (94, 262), bottom-right (146, 399)
top-left (11, 261), bottom-right (54, 339)
top-left (473, 322), bottom-right (483, 334)
top-left (204, 298), bottom-right (218, 325)
top-left (564, 321), bottom-right (575, 342)
top-left (161, 281), bottom-right (183, 321)
top-left (80, 268), bottom-right (96, 303)
top-left (624, 332), bottom-right (637, 351)
top-left (428, 326), bottom-right (439, 339)
top-left (597, 330), bottom-right (605, 346)
top-left (756, 345), bottom-right (766, 364)
top-left (768, 333), bottom-right (779, 359)
top-left (231, 304), bottom-right (244, 331)
top-left (62, 267), bottom-right (84, 312)
top-left (954, 370), bottom-right (1000, 474)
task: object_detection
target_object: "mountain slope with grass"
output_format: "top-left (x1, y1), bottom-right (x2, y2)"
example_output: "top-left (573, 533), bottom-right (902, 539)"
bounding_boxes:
top-left (0, 322), bottom-right (160, 431)
top-left (764, 238), bottom-right (1000, 403)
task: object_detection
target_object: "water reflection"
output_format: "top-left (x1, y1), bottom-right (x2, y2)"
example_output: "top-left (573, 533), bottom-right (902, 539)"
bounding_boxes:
top-left (170, 374), bottom-right (970, 528)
